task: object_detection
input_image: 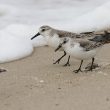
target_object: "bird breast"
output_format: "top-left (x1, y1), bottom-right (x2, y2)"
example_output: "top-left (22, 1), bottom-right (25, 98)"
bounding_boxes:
top-left (47, 35), bottom-right (61, 49)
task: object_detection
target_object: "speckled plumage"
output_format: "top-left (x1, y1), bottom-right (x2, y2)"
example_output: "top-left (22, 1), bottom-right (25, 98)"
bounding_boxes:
top-left (39, 25), bottom-right (96, 39)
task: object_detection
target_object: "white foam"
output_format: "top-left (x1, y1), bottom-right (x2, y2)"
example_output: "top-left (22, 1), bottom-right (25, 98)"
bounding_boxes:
top-left (71, 1), bottom-right (110, 32)
top-left (0, 24), bottom-right (47, 63)
top-left (0, 0), bottom-right (110, 63)
top-left (0, 4), bottom-right (18, 17)
top-left (5, 24), bottom-right (47, 47)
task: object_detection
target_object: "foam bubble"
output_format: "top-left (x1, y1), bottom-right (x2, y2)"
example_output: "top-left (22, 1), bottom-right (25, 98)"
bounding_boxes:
top-left (0, 24), bottom-right (47, 63)
top-left (71, 1), bottom-right (110, 32)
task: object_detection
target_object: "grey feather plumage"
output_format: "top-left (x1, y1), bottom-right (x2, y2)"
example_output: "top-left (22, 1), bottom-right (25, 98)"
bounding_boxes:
top-left (79, 41), bottom-right (103, 51)
top-left (55, 29), bottom-right (96, 38)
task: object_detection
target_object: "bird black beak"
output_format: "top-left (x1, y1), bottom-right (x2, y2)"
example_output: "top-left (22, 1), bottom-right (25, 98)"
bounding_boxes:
top-left (55, 44), bottom-right (62, 52)
top-left (31, 32), bottom-right (40, 40)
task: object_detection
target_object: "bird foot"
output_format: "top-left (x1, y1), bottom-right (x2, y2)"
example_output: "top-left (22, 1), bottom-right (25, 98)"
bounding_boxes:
top-left (85, 63), bottom-right (99, 71)
top-left (63, 62), bottom-right (70, 66)
top-left (73, 69), bottom-right (82, 73)
top-left (53, 59), bottom-right (61, 64)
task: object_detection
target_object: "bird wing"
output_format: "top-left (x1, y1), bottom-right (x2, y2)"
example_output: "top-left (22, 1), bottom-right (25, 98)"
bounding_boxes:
top-left (58, 31), bottom-right (77, 38)
top-left (79, 41), bottom-right (102, 51)
top-left (56, 29), bottom-right (103, 39)
top-left (80, 31), bottom-right (94, 34)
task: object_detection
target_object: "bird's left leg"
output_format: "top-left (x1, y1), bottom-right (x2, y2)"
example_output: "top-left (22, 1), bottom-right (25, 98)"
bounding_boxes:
top-left (87, 58), bottom-right (95, 71)
top-left (73, 60), bottom-right (83, 73)
top-left (53, 51), bottom-right (66, 64)
top-left (63, 55), bottom-right (70, 66)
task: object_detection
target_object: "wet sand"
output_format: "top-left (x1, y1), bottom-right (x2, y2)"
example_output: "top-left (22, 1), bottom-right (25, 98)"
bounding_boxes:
top-left (0, 44), bottom-right (110, 110)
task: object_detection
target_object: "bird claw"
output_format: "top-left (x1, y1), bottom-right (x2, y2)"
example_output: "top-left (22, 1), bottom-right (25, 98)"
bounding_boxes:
top-left (53, 59), bottom-right (60, 64)
top-left (85, 63), bottom-right (99, 71)
top-left (63, 63), bottom-right (70, 66)
top-left (73, 69), bottom-right (82, 73)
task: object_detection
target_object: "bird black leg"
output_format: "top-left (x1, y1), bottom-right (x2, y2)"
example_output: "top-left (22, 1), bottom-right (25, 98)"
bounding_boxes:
top-left (87, 58), bottom-right (95, 71)
top-left (53, 51), bottom-right (66, 64)
top-left (63, 55), bottom-right (70, 66)
top-left (73, 60), bottom-right (83, 73)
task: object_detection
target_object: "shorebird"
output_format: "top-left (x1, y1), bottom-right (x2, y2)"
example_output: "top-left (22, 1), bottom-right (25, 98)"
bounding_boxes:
top-left (55, 31), bottom-right (110, 73)
top-left (31, 25), bottom-right (95, 66)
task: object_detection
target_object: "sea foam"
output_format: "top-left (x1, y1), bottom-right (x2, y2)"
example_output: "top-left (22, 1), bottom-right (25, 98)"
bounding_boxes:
top-left (0, 0), bottom-right (110, 63)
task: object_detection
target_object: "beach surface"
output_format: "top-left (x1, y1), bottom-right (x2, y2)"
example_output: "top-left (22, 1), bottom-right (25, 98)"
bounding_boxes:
top-left (0, 0), bottom-right (110, 109)
top-left (0, 44), bottom-right (110, 110)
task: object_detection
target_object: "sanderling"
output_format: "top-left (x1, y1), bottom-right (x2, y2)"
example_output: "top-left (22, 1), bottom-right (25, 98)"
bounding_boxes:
top-left (55, 31), bottom-right (110, 73)
top-left (31, 25), bottom-right (96, 66)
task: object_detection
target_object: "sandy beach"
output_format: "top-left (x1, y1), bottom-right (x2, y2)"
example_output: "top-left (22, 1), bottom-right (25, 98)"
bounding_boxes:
top-left (0, 44), bottom-right (110, 110)
top-left (0, 0), bottom-right (110, 109)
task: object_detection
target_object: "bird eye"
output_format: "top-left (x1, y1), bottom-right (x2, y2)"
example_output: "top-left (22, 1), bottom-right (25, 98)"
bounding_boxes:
top-left (42, 29), bottom-right (45, 32)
